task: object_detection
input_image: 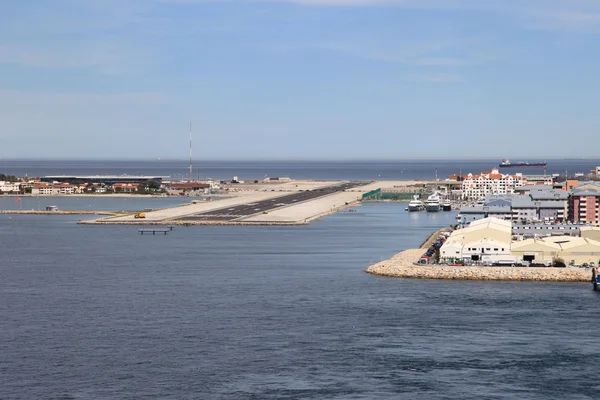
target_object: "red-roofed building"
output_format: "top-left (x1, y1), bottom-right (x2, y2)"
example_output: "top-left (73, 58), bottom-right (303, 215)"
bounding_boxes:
top-left (30, 182), bottom-right (76, 195)
top-left (112, 183), bottom-right (140, 193)
top-left (461, 168), bottom-right (524, 200)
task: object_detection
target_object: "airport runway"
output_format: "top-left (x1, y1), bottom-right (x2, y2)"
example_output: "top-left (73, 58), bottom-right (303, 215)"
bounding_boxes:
top-left (178, 181), bottom-right (372, 221)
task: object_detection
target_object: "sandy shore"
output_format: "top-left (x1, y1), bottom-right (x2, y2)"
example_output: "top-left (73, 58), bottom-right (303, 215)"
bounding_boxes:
top-left (365, 249), bottom-right (591, 282)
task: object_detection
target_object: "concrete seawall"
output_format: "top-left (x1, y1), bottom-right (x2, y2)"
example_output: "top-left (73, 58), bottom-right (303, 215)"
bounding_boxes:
top-left (366, 249), bottom-right (591, 282)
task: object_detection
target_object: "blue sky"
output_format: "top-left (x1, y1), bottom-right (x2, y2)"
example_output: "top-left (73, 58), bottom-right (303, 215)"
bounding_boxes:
top-left (1, 0), bottom-right (599, 159)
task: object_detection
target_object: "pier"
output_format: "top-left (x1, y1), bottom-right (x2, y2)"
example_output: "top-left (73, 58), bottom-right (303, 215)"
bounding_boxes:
top-left (138, 227), bottom-right (173, 235)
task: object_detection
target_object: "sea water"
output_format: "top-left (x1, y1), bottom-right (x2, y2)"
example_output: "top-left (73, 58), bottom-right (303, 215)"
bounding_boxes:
top-left (1, 203), bottom-right (598, 399)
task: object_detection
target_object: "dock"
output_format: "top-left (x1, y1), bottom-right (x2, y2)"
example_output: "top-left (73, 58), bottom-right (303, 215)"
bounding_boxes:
top-left (138, 227), bottom-right (173, 235)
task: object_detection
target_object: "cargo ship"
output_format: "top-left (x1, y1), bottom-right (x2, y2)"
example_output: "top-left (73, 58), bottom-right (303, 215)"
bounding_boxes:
top-left (499, 159), bottom-right (547, 168)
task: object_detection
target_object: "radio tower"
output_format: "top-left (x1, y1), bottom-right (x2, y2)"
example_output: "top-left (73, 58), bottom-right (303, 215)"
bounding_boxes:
top-left (189, 122), bottom-right (193, 181)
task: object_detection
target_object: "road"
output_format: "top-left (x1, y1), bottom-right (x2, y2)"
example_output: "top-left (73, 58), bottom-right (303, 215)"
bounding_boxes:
top-left (178, 181), bottom-right (373, 221)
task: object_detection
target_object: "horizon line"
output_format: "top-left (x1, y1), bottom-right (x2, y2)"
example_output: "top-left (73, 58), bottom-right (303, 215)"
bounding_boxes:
top-left (2, 156), bottom-right (599, 162)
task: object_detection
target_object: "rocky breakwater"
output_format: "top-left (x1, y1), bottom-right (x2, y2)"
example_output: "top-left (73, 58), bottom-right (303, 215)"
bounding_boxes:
top-left (366, 249), bottom-right (591, 282)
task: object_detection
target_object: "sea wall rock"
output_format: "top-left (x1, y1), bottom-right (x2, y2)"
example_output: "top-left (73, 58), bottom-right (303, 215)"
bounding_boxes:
top-left (366, 249), bottom-right (591, 282)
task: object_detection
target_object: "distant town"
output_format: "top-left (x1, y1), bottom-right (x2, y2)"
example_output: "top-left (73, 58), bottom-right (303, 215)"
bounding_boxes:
top-left (0, 174), bottom-right (292, 197)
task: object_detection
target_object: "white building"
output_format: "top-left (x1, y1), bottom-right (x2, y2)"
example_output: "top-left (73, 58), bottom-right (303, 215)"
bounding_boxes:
top-left (31, 183), bottom-right (75, 195)
top-left (0, 181), bottom-right (21, 193)
top-left (511, 236), bottom-right (600, 266)
top-left (440, 218), bottom-right (513, 263)
top-left (461, 168), bottom-right (524, 200)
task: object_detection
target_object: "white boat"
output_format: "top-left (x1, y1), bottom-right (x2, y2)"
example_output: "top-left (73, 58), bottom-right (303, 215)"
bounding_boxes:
top-left (407, 195), bottom-right (424, 212)
top-left (425, 192), bottom-right (441, 212)
top-left (442, 201), bottom-right (452, 211)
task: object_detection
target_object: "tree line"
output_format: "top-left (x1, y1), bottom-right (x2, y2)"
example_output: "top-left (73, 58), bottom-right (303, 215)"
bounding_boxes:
top-left (0, 174), bottom-right (19, 182)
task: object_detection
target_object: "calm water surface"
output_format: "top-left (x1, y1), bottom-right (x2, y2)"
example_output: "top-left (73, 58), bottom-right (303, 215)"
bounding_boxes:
top-left (0, 196), bottom-right (209, 212)
top-left (1, 203), bottom-right (598, 399)
top-left (3, 159), bottom-right (600, 181)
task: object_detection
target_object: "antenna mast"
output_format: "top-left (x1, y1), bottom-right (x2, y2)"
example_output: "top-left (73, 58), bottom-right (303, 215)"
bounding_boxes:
top-left (189, 122), bottom-right (193, 181)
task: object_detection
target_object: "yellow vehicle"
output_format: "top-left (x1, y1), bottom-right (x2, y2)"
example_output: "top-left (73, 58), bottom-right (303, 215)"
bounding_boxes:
top-left (134, 212), bottom-right (146, 219)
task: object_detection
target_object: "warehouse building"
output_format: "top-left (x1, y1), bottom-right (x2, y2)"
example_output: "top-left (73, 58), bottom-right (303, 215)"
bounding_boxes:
top-left (511, 236), bottom-right (600, 266)
top-left (441, 217), bottom-right (600, 266)
top-left (440, 218), bottom-right (512, 263)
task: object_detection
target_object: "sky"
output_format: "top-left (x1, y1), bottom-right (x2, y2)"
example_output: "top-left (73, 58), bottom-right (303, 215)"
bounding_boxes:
top-left (1, 0), bottom-right (600, 160)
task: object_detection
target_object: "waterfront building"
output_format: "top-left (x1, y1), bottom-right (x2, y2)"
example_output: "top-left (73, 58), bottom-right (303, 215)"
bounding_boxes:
top-left (568, 182), bottom-right (600, 224)
top-left (461, 168), bottom-right (524, 200)
top-left (511, 236), bottom-right (600, 265)
top-left (31, 182), bottom-right (76, 195)
top-left (440, 218), bottom-right (512, 262)
top-left (112, 183), bottom-right (140, 193)
top-left (441, 217), bottom-right (600, 266)
top-left (0, 181), bottom-right (21, 193)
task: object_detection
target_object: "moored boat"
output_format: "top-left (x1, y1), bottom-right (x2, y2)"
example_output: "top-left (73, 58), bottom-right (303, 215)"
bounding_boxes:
top-left (425, 193), bottom-right (441, 212)
top-left (407, 195), bottom-right (424, 212)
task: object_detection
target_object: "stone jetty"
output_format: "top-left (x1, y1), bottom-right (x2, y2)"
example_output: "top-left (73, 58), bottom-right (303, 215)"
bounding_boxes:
top-left (366, 249), bottom-right (591, 282)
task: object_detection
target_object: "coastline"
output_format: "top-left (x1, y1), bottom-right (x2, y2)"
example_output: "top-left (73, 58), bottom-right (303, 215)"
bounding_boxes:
top-left (365, 240), bottom-right (592, 283)
top-left (365, 253), bottom-right (591, 282)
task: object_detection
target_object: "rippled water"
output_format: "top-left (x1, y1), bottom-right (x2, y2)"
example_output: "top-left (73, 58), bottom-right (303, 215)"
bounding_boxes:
top-left (3, 158), bottom-right (600, 181)
top-left (1, 203), bottom-right (598, 399)
top-left (0, 196), bottom-right (198, 212)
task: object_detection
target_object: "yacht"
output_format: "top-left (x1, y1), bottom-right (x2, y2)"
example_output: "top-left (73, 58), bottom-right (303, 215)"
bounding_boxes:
top-left (425, 193), bottom-right (441, 212)
top-left (407, 195), bottom-right (424, 212)
top-left (442, 201), bottom-right (452, 211)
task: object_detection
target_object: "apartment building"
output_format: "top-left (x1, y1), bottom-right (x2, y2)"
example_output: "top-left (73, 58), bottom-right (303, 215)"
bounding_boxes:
top-left (0, 181), bottom-right (21, 193)
top-left (461, 168), bottom-right (525, 200)
top-left (569, 182), bottom-right (600, 224)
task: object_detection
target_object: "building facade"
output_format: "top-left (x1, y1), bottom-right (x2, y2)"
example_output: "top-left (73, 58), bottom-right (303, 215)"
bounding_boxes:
top-left (461, 168), bottom-right (524, 200)
top-left (0, 181), bottom-right (21, 193)
top-left (568, 183), bottom-right (600, 224)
